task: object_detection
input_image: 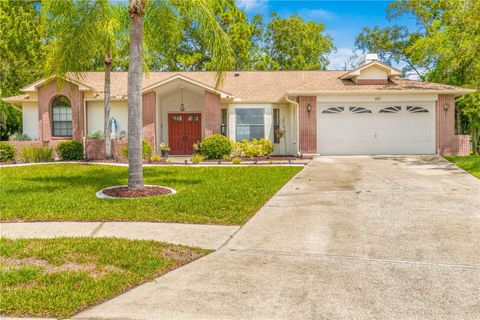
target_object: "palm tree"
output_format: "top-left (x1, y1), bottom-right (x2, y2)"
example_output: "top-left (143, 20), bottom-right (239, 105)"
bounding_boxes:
top-left (126, 0), bottom-right (235, 189)
top-left (43, 0), bottom-right (124, 159)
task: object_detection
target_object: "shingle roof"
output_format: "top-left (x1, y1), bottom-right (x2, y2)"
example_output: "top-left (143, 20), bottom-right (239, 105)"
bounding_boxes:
top-left (4, 70), bottom-right (474, 105)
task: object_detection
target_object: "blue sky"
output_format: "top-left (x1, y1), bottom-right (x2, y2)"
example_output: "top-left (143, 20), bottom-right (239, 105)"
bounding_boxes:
top-left (235, 0), bottom-right (418, 70)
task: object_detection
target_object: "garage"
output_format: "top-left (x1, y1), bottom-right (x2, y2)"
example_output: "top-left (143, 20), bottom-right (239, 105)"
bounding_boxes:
top-left (317, 104), bottom-right (435, 155)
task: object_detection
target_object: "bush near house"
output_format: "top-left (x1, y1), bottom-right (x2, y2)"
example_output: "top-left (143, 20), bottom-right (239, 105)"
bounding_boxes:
top-left (200, 134), bottom-right (232, 159)
top-left (121, 139), bottom-right (152, 161)
top-left (21, 146), bottom-right (53, 163)
top-left (232, 138), bottom-right (275, 158)
top-left (0, 142), bottom-right (15, 162)
top-left (56, 140), bottom-right (84, 161)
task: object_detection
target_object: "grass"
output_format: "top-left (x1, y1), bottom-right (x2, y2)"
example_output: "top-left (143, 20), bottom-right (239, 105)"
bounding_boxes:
top-left (445, 155), bottom-right (480, 179)
top-left (0, 237), bottom-right (210, 318)
top-left (0, 164), bottom-right (301, 224)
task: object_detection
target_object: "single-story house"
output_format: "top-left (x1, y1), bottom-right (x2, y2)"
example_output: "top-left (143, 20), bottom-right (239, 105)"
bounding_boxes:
top-left (2, 55), bottom-right (474, 156)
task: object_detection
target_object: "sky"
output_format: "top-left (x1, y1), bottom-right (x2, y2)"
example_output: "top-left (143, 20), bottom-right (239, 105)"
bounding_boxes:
top-left (235, 0), bottom-right (418, 70)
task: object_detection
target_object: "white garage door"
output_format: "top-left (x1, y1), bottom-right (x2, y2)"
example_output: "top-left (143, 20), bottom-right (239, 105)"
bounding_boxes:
top-left (317, 104), bottom-right (435, 155)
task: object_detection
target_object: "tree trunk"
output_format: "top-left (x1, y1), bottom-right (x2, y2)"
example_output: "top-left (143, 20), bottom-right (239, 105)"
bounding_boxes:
top-left (127, 0), bottom-right (145, 189)
top-left (104, 51), bottom-right (113, 159)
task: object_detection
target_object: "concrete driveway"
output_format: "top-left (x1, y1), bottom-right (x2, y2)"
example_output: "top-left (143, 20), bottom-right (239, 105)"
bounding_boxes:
top-left (76, 156), bottom-right (480, 320)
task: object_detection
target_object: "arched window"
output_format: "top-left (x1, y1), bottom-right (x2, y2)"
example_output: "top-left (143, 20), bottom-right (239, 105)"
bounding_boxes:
top-left (52, 96), bottom-right (72, 136)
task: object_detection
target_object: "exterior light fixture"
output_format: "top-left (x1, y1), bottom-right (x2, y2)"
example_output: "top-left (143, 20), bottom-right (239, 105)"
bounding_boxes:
top-left (307, 104), bottom-right (312, 112)
top-left (444, 103), bottom-right (449, 112)
top-left (180, 87), bottom-right (185, 112)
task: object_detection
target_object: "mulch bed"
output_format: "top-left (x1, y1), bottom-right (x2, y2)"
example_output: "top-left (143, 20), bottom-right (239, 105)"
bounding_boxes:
top-left (102, 186), bottom-right (173, 198)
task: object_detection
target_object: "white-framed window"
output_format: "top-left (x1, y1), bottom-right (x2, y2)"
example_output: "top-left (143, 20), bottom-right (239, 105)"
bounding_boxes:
top-left (235, 108), bottom-right (264, 141)
top-left (52, 96), bottom-right (72, 137)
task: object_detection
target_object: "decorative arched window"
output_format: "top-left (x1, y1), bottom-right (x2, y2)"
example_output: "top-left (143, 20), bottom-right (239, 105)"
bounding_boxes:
top-left (407, 106), bottom-right (429, 113)
top-left (322, 107), bottom-right (344, 114)
top-left (52, 96), bottom-right (72, 136)
top-left (349, 107), bottom-right (372, 113)
top-left (379, 106), bottom-right (402, 113)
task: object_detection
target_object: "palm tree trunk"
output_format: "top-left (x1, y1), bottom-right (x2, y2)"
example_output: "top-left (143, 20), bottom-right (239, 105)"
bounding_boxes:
top-left (104, 51), bottom-right (112, 159)
top-left (127, 0), bottom-right (145, 189)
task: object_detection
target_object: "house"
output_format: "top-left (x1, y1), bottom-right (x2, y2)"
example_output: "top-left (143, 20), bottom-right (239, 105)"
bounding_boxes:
top-left (2, 55), bottom-right (474, 157)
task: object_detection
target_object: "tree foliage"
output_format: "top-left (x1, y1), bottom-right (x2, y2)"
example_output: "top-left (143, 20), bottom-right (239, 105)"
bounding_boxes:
top-left (0, 0), bottom-right (44, 140)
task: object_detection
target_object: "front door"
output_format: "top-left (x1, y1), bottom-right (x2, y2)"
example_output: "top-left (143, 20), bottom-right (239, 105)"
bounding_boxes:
top-left (168, 113), bottom-right (202, 155)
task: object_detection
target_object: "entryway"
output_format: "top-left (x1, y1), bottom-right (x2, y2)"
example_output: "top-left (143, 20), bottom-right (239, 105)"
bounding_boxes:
top-left (168, 113), bottom-right (202, 155)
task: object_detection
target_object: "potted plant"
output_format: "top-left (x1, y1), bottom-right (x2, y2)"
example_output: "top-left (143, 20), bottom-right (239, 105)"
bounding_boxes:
top-left (159, 143), bottom-right (170, 158)
top-left (275, 128), bottom-right (286, 139)
top-left (119, 130), bottom-right (127, 140)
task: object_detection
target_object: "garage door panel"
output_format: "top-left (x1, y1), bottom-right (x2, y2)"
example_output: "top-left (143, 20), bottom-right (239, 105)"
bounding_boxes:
top-left (317, 104), bottom-right (435, 155)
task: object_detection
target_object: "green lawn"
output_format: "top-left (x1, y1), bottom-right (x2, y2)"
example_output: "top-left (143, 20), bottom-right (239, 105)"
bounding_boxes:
top-left (0, 164), bottom-right (301, 224)
top-left (0, 237), bottom-right (209, 317)
top-left (445, 155), bottom-right (480, 179)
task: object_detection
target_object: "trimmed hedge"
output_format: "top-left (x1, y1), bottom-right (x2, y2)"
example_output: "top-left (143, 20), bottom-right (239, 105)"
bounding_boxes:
top-left (200, 134), bottom-right (232, 159)
top-left (0, 142), bottom-right (15, 162)
top-left (56, 140), bottom-right (84, 161)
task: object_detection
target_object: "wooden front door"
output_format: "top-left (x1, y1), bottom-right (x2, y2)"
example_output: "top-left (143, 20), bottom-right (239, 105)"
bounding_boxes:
top-left (168, 113), bottom-right (202, 155)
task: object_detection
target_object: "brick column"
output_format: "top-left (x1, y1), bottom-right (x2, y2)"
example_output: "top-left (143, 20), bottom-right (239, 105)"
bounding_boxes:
top-left (436, 94), bottom-right (470, 156)
top-left (142, 91), bottom-right (157, 151)
top-left (38, 80), bottom-right (84, 142)
top-left (204, 91), bottom-right (221, 136)
top-left (298, 96), bottom-right (317, 155)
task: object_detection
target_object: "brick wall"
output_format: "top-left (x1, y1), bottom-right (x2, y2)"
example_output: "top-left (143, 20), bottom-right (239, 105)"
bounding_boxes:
top-left (38, 80), bottom-right (84, 142)
top-left (356, 79), bottom-right (388, 85)
top-left (204, 91), bottom-right (221, 136)
top-left (9, 140), bottom-right (68, 160)
top-left (142, 91), bottom-right (156, 151)
top-left (436, 94), bottom-right (470, 156)
top-left (298, 96), bottom-right (317, 154)
top-left (85, 139), bottom-right (127, 160)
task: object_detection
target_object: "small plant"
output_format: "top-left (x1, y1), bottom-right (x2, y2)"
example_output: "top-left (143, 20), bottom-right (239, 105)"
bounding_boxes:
top-left (11, 132), bottom-right (31, 141)
top-left (56, 140), bottom-right (84, 160)
top-left (151, 154), bottom-right (162, 162)
top-left (22, 146), bottom-right (53, 163)
top-left (158, 143), bottom-right (170, 151)
top-left (87, 130), bottom-right (103, 139)
top-left (119, 130), bottom-right (127, 139)
top-left (0, 142), bottom-right (15, 162)
top-left (193, 141), bottom-right (201, 154)
top-left (121, 139), bottom-right (152, 161)
top-left (222, 154), bottom-right (230, 161)
top-left (191, 154), bottom-right (205, 164)
top-left (232, 157), bottom-right (241, 164)
top-left (200, 134), bottom-right (232, 159)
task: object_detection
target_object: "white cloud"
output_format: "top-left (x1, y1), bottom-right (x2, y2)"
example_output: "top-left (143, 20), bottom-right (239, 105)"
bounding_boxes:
top-left (301, 8), bottom-right (335, 21)
top-left (236, 0), bottom-right (268, 13)
top-left (327, 48), bottom-right (357, 70)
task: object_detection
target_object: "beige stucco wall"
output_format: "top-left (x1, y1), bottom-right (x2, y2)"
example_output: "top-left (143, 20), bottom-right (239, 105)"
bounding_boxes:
top-left (228, 103), bottom-right (296, 155)
top-left (86, 101), bottom-right (128, 136)
top-left (357, 66), bottom-right (388, 80)
top-left (22, 102), bottom-right (39, 140)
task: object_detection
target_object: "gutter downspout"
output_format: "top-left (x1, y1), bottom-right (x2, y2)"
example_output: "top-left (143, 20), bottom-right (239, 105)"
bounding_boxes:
top-left (284, 95), bottom-right (299, 156)
top-left (83, 99), bottom-right (87, 158)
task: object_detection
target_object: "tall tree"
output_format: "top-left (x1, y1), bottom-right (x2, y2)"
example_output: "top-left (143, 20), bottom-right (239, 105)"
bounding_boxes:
top-left (43, 0), bottom-right (125, 158)
top-left (0, 0), bottom-right (44, 140)
top-left (127, 0), bottom-right (235, 189)
top-left (255, 13), bottom-right (334, 71)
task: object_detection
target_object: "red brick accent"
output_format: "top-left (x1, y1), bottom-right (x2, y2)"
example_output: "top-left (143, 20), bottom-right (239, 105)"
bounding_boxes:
top-left (142, 91), bottom-right (156, 150)
top-left (436, 94), bottom-right (470, 156)
top-left (86, 139), bottom-right (127, 160)
top-left (298, 96), bottom-right (317, 154)
top-left (204, 91), bottom-right (221, 136)
top-left (38, 80), bottom-right (84, 142)
top-left (9, 140), bottom-right (69, 160)
top-left (356, 79), bottom-right (388, 85)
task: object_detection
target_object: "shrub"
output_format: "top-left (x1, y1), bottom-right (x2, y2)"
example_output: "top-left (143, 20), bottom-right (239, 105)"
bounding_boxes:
top-left (21, 146), bottom-right (53, 163)
top-left (151, 154), bottom-right (162, 162)
top-left (232, 157), bottom-right (241, 164)
top-left (11, 133), bottom-right (31, 141)
top-left (121, 139), bottom-right (152, 161)
top-left (258, 138), bottom-right (274, 156)
top-left (232, 139), bottom-right (275, 158)
top-left (0, 142), bottom-right (15, 162)
top-left (56, 140), bottom-right (84, 161)
top-left (191, 154), bottom-right (205, 164)
top-left (200, 134), bottom-right (232, 159)
top-left (87, 130), bottom-right (103, 139)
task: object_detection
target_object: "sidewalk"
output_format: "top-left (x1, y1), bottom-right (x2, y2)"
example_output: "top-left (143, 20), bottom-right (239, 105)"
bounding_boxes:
top-left (0, 222), bottom-right (239, 250)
